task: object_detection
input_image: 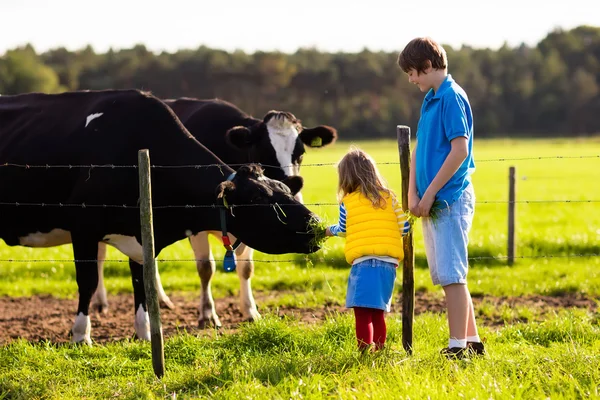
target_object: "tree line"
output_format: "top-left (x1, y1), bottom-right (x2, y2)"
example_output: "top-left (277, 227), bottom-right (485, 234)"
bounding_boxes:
top-left (1, 26), bottom-right (599, 138)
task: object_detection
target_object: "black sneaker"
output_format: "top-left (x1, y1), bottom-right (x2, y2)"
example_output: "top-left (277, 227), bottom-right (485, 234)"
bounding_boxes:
top-left (467, 341), bottom-right (486, 356)
top-left (440, 347), bottom-right (467, 359)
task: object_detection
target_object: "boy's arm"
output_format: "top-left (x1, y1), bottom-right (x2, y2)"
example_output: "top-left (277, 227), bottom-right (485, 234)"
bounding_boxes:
top-left (419, 137), bottom-right (468, 216)
top-left (325, 202), bottom-right (346, 237)
top-left (392, 196), bottom-right (411, 237)
top-left (418, 94), bottom-right (470, 217)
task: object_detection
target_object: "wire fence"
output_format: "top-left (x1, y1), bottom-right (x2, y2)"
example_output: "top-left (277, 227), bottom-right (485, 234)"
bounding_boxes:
top-left (0, 153), bottom-right (598, 265)
top-left (1, 154), bottom-right (599, 171)
top-left (1, 253), bottom-right (599, 264)
top-left (0, 199), bottom-right (599, 209)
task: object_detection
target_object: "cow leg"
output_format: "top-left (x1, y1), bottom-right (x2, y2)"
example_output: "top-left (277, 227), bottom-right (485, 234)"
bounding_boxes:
top-left (189, 232), bottom-right (221, 328)
top-left (90, 242), bottom-right (172, 312)
top-left (155, 262), bottom-right (174, 310)
top-left (236, 244), bottom-right (261, 322)
top-left (91, 242), bottom-right (109, 314)
top-left (100, 235), bottom-right (169, 340)
top-left (71, 236), bottom-right (100, 345)
top-left (129, 259), bottom-right (151, 341)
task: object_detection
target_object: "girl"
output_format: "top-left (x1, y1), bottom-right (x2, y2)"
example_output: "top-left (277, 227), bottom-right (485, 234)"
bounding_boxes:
top-left (326, 147), bottom-right (410, 351)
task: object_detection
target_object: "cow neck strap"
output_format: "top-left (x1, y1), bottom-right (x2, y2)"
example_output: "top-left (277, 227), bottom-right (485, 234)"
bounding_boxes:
top-left (220, 172), bottom-right (242, 252)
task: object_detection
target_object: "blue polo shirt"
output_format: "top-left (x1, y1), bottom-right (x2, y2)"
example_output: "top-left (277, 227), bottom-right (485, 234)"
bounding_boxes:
top-left (415, 74), bottom-right (475, 207)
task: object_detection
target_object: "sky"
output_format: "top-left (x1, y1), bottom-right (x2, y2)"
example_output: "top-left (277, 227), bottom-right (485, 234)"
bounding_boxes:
top-left (1, 0), bottom-right (599, 55)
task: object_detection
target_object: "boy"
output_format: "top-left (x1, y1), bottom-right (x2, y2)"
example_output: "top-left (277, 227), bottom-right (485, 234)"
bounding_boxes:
top-left (398, 37), bottom-right (485, 358)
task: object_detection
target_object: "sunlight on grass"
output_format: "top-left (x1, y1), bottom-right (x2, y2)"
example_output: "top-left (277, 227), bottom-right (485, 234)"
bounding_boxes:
top-left (1, 138), bottom-right (599, 398)
top-left (1, 311), bottom-right (599, 399)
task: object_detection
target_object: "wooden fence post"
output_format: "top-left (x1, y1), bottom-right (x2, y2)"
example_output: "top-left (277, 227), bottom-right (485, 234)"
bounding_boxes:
top-left (138, 149), bottom-right (165, 378)
top-left (397, 125), bottom-right (414, 354)
top-left (508, 166), bottom-right (517, 266)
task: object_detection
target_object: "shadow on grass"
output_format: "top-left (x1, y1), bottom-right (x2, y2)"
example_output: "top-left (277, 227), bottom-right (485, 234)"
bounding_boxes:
top-left (298, 241), bottom-right (599, 270)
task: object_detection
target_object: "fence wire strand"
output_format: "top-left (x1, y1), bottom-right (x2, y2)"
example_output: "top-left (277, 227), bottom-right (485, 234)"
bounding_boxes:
top-left (1, 153), bottom-right (598, 266)
top-left (1, 253), bottom-right (599, 264)
top-left (1, 199), bottom-right (599, 209)
top-left (2, 154), bottom-right (598, 171)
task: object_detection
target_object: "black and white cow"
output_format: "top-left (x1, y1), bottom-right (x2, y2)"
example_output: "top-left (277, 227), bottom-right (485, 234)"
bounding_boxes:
top-left (92, 98), bottom-right (337, 328)
top-left (0, 90), bottom-right (323, 344)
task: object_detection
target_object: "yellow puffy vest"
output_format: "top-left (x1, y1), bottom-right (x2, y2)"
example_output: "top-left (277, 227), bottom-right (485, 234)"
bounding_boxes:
top-left (343, 191), bottom-right (404, 265)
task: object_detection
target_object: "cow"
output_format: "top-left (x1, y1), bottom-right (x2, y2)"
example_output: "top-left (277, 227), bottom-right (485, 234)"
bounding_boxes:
top-left (0, 89), bottom-right (323, 344)
top-left (91, 98), bottom-right (337, 328)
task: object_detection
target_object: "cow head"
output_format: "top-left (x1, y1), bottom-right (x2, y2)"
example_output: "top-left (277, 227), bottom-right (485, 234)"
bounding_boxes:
top-left (225, 111), bottom-right (337, 184)
top-left (215, 164), bottom-right (322, 254)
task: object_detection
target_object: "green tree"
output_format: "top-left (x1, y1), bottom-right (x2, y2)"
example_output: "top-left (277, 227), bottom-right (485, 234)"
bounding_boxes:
top-left (0, 45), bottom-right (63, 94)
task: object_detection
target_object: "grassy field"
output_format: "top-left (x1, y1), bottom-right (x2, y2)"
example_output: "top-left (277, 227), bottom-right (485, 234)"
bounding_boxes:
top-left (1, 137), bottom-right (599, 399)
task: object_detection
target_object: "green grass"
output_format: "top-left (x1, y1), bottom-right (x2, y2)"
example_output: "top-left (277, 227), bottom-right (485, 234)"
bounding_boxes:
top-left (1, 137), bottom-right (600, 398)
top-left (1, 312), bottom-right (599, 399)
top-left (1, 137), bottom-right (599, 299)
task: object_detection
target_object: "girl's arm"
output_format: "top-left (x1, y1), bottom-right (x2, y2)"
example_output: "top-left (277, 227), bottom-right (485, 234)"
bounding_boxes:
top-left (392, 196), bottom-right (411, 236)
top-left (326, 202), bottom-right (346, 237)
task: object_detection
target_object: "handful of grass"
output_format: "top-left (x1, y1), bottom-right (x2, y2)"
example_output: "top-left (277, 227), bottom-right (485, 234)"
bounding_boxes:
top-left (406, 199), bottom-right (448, 225)
top-left (306, 215), bottom-right (329, 250)
top-left (428, 199), bottom-right (447, 221)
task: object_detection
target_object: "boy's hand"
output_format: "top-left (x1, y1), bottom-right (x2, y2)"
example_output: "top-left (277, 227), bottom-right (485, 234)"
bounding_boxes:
top-left (409, 193), bottom-right (421, 217)
top-left (325, 227), bottom-right (333, 237)
top-left (417, 193), bottom-right (435, 217)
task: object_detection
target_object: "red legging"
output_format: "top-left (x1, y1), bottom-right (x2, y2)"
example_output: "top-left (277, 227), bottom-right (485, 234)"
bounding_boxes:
top-left (353, 307), bottom-right (386, 350)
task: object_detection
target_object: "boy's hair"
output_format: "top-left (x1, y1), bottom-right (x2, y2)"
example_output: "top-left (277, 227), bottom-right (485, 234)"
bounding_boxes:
top-left (337, 146), bottom-right (392, 208)
top-left (397, 37), bottom-right (447, 74)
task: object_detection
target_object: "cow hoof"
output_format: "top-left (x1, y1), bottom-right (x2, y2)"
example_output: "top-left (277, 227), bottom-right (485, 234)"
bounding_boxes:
top-left (136, 331), bottom-right (151, 341)
top-left (198, 317), bottom-right (222, 330)
top-left (71, 335), bottom-right (92, 345)
top-left (91, 288), bottom-right (109, 315)
top-left (243, 310), bottom-right (261, 323)
top-left (72, 313), bottom-right (92, 345)
top-left (159, 298), bottom-right (175, 310)
top-left (91, 302), bottom-right (109, 315)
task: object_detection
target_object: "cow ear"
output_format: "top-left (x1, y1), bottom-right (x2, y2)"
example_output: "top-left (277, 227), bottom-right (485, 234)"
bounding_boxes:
top-left (299, 126), bottom-right (337, 148)
top-left (226, 126), bottom-right (253, 149)
top-left (215, 180), bottom-right (236, 201)
top-left (282, 176), bottom-right (304, 196)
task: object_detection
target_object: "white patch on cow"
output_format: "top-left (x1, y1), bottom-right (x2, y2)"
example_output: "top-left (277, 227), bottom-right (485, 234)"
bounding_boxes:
top-left (85, 112), bottom-right (103, 127)
top-left (19, 229), bottom-right (72, 247)
top-left (134, 304), bottom-right (151, 341)
top-left (294, 191), bottom-right (304, 203)
top-left (237, 246), bottom-right (261, 321)
top-left (102, 234), bottom-right (143, 264)
top-left (72, 312), bottom-right (91, 345)
top-left (154, 264), bottom-right (173, 308)
top-left (266, 116), bottom-right (299, 177)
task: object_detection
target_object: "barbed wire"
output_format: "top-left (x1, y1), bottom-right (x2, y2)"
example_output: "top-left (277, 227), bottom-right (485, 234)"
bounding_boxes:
top-left (0, 253), bottom-right (598, 264)
top-left (1, 154), bottom-right (598, 171)
top-left (1, 156), bottom-right (598, 267)
top-left (0, 199), bottom-right (599, 209)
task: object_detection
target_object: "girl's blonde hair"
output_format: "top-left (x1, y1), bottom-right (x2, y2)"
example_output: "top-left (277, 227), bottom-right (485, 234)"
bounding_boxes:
top-left (337, 146), bottom-right (392, 208)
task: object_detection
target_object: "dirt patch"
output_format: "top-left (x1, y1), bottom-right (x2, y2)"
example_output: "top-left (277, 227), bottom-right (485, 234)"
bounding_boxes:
top-left (0, 292), bottom-right (597, 345)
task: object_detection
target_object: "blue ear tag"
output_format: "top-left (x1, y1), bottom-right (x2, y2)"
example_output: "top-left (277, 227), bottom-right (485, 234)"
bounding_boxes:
top-left (223, 250), bottom-right (236, 272)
